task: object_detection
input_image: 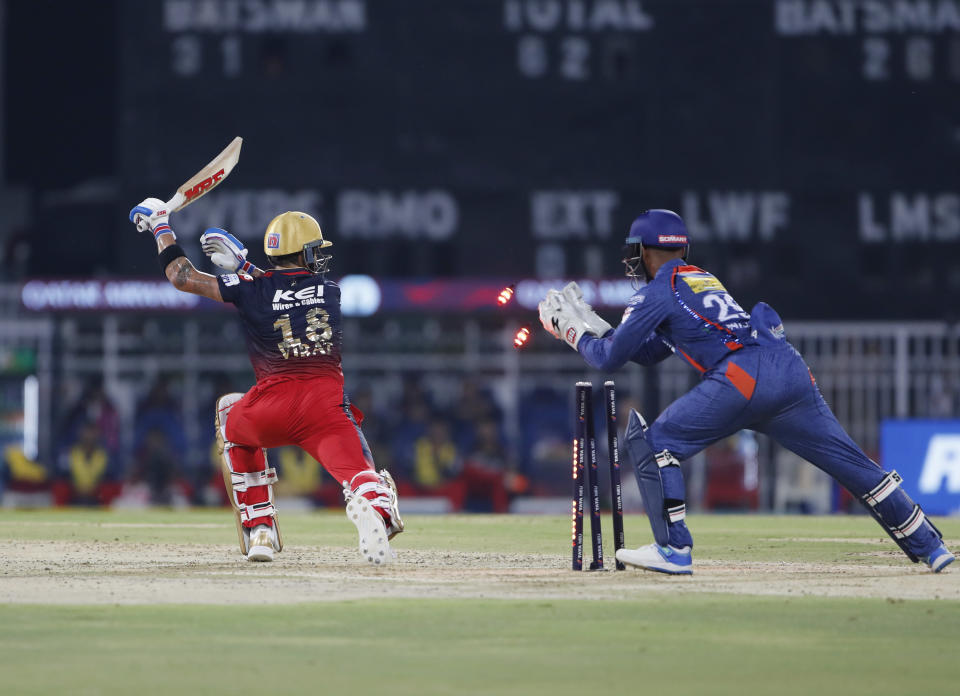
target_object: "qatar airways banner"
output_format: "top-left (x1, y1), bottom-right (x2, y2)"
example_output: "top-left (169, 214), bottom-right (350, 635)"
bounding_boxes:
top-left (20, 277), bottom-right (635, 315)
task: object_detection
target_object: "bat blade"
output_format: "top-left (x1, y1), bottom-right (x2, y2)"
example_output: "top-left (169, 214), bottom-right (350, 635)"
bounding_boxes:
top-left (167, 136), bottom-right (243, 212)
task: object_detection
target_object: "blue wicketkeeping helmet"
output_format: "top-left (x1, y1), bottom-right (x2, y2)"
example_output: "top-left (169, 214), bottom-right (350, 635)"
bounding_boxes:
top-left (623, 209), bottom-right (690, 282)
top-left (625, 209), bottom-right (690, 249)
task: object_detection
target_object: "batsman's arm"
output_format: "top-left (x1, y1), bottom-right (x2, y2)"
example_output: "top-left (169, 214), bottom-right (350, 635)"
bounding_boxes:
top-left (155, 231), bottom-right (225, 302)
top-left (130, 198), bottom-right (261, 302)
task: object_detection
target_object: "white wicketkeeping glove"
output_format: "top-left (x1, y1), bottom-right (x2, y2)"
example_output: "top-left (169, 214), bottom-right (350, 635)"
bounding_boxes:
top-left (561, 281), bottom-right (613, 337)
top-left (539, 290), bottom-right (563, 339)
top-left (201, 228), bottom-right (256, 274)
top-left (538, 290), bottom-right (596, 351)
top-left (128, 197), bottom-right (173, 238)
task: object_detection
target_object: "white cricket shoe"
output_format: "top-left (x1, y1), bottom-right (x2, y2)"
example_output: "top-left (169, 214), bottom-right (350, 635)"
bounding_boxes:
top-left (378, 469), bottom-right (405, 540)
top-left (616, 543), bottom-right (693, 575)
top-left (246, 524), bottom-right (279, 562)
top-left (346, 494), bottom-right (393, 566)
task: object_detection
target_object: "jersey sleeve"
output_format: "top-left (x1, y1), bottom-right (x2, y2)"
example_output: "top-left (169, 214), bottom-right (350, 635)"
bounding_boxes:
top-left (217, 273), bottom-right (250, 305)
top-left (577, 289), bottom-right (669, 372)
top-left (629, 333), bottom-right (673, 366)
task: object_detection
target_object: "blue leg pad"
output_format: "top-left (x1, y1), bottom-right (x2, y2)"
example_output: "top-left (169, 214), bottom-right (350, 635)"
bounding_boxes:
top-left (623, 409), bottom-right (693, 549)
top-left (860, 470), bottom-right (942, 562)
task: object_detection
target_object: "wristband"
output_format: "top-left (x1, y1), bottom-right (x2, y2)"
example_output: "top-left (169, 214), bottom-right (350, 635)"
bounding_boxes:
top-left (153, 222), bottom-right (174, 240)
top-left (239, 260), bottom-right (260, 275)
top-left (158, 244), bottom-right (187, 274)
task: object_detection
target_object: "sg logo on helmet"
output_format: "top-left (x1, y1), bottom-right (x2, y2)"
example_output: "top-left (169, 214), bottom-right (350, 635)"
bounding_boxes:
top-left (267, 232), bottom-right (280, 249)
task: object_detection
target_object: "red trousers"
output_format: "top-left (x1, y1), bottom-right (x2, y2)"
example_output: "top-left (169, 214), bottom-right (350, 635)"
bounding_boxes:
top-left (224, 377), bottom-right (374, 526)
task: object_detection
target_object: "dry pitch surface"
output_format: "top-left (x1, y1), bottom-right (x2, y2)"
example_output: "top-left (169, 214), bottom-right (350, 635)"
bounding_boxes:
top-left (1, 510), bottom-right (957, 604)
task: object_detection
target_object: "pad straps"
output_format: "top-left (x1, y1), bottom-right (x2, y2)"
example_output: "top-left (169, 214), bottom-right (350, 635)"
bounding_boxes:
top-left (655, 450), bottom-right (681, 468)
top-left (230, 468), bottom-right (278, 492)
top-left (892, 505), bottom-right (926, 539)
top-left (862, 470), bottom-right (902, 507)
top-left (239, 501), bottom-right (276, 522)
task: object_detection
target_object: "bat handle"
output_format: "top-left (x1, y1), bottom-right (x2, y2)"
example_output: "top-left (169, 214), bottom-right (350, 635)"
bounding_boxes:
top-left (166, 191), bottom-right (186, 213)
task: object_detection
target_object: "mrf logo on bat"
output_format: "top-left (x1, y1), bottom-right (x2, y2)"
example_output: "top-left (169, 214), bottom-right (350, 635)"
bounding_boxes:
top-left (185, 168), bottom-right (226, 201)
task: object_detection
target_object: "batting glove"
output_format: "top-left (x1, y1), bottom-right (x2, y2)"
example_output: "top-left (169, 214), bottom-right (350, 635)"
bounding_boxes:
top-left (129, 197), bottom-right (174, 239)
top-left (201, 228), bottom-right (258, 275)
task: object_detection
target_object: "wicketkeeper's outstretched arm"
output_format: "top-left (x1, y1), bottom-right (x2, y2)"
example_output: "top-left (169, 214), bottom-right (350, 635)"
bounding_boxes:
top-left (129, 197), bottom-right (224, 302)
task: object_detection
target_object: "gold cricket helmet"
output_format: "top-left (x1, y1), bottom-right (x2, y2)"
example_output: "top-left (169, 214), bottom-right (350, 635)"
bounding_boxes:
top-left (263, 211), bottom-right (331, 256)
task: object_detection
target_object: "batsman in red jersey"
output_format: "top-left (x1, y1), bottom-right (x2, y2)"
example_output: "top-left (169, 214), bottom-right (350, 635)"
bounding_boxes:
top-left (129, 199), bottom-right (403, 565)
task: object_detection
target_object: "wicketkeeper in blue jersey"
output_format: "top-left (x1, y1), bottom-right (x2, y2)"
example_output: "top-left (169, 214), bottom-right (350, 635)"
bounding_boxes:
top-left (538, 209), bottom-right (954, 575)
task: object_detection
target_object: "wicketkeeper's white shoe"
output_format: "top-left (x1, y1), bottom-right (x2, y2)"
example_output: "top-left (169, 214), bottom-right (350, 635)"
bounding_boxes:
top-left (616, 543), bottom-right (693, 575)
top-left (246, 524), bottom-right (279, 562)
top-left (345, 495), bottom-right (394, 566)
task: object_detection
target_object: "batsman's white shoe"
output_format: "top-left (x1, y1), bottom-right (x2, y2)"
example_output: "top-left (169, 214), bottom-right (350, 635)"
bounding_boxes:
top-left (378, 469), bottom-right (405, 540)
top-left (246, 524), bottom-right (278, 562)
top-left (616, 543), bottom-right (693, 575)
top-left (346, 495), bottom-right (393, 566)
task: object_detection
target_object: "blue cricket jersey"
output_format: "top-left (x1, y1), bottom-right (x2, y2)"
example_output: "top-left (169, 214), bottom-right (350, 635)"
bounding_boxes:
top-left (217, 268), bottom-right (344, 383)
top-left (578, 258), bottom-right (754, 374)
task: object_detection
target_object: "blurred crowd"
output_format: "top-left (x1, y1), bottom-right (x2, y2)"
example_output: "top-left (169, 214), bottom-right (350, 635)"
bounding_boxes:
top-left (1, 374), bottom-right (797, 514)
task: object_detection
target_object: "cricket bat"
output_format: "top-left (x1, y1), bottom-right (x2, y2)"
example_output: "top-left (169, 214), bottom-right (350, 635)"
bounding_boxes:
top-left (135, 136), bottom-right (243, 231)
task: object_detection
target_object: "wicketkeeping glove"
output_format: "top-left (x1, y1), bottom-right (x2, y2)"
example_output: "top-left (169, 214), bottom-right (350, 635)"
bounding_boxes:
top-left (201, 228), bottom-right (257, 275)
top-left (538, 290), bottom-right (596, 351)
top-left (561, 281), bottom-right (613, 337)
top-left (129, 197), bottom-right (174, 239)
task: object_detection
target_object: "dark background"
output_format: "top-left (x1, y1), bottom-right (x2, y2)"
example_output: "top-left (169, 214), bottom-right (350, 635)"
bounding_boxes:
top-left (4, 0), bottom-right (959, 318)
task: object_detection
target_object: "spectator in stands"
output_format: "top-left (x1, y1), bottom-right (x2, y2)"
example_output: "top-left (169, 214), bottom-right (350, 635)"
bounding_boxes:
top-left (451, 379), bottom-right (502, 452)
top-left (520, 386), bottom-right (570, 495)
top-left (1, 444), bottom-right (50, 507)
top-left (132, 377), bottom-right (188, 504)
top-left (414, 418), bottom-right (461, 488)
top-left (461, 418), bottom-right (528, 513)
top-left (349, 384), bottom-right (394, 470)
top-left (390, 379), bottom-right (434, 475)
top-left (397, 417), bottom-right (466, 508)
top-left (60, 378), bottom-right (120, 459)
top-left (53, 420), bottom-right (121, 506)
top-left (133, 377), bottom-right (187, 460)
top-left (133, 429), bottom-right (181, 505)
top-left (273, 446), bottom-right (343, 508)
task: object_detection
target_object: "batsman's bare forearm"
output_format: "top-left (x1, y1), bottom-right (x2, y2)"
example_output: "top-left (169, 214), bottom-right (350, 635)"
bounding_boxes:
top-left (156, 232), bottom-right (224, 302)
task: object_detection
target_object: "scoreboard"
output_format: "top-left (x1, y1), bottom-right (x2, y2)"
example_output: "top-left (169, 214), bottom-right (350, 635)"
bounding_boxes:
top-left (117, 0), bottom-right (960, 319)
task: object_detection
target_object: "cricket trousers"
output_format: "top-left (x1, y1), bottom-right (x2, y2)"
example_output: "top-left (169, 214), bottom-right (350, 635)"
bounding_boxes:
top-left (224, 376), bottom-right (375, 528)
top-left (647, 343), bottom-right (942, 558)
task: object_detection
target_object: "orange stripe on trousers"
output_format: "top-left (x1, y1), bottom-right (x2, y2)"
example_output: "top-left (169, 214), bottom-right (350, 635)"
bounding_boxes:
top-left (725, 361), bottom-right (756, 400)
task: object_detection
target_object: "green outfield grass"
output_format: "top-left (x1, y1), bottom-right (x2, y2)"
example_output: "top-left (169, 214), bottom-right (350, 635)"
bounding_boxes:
top-left (1, 509), bottom-right (959, 695)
